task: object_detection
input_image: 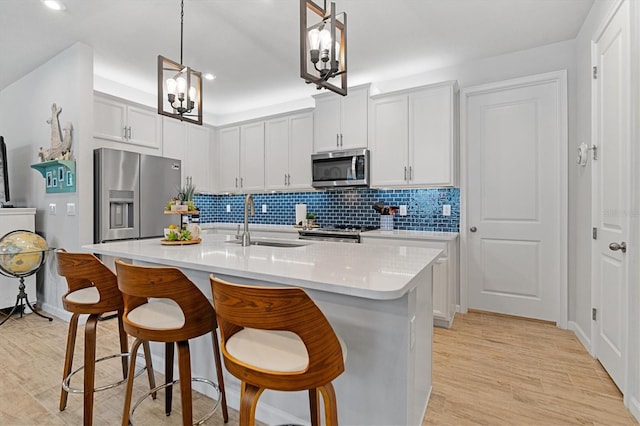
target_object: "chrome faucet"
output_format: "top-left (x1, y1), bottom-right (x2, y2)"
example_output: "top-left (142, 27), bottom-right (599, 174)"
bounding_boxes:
top-left (242, 194), bottom-right (255, 246)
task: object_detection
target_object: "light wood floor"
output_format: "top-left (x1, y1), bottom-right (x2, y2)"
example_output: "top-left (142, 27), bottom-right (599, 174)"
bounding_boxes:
top-left (0, 309), bottom-right (636, 425)
top-left (425, 311), bottom-right (637, 425)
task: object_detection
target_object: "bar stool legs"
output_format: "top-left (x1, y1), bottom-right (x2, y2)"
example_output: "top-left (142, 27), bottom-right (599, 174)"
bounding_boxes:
top-left (59, 313), bottom-right (80, 411)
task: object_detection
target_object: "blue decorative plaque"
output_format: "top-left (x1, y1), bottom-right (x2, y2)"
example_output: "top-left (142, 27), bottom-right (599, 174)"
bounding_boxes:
top-left (30, 160), bottom-right (76, 193)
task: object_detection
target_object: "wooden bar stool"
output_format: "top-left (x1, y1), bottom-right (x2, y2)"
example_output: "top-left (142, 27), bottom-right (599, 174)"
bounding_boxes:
top-left (55, 249), bottom-right (156, 426)
top-left (210, 275), bottom-right (346, 426)
top-left (115, 259), bottom-right (229, 426)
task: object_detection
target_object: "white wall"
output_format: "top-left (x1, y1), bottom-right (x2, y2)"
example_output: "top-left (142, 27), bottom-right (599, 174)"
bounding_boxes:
top-left (0, 42), bottom-right (94, 319)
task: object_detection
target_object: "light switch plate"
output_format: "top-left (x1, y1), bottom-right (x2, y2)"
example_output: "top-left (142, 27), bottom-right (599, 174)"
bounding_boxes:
top-left (48, 203), bottom-right (56, 215)
top-left (226, 204), bottom-right (231, 213)
top-left (262, 204), bottom-right (267, 213)
top-left (399, 205), bottom-right (407, 216)
top-left (443, 205), bottom-right (451, 216)
top-left (66, 202), bottom-right (76, 216)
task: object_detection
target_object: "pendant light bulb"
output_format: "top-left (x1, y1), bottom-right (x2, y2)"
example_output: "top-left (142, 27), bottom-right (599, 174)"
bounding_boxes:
top-left (166, 78), bottom-right (177, 94)
top-left (308, 28), bottom-right (321, 50)
top-left (176, 77), bottom-right (187, 97)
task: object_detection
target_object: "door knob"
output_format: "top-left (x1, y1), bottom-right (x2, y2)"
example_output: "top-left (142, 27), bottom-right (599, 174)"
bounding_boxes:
top-left (469, 226), bottom-right (477, 232)
top-left (609, 242), bottom-right (627, 253)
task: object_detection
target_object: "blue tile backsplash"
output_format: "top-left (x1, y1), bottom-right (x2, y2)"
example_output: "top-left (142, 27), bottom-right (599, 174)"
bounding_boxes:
top-left (194, 188), bottom-right (459, 232)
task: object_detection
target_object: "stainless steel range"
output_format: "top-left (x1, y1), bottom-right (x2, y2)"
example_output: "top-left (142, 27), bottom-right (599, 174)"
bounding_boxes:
top-left (298, 225), bottom-right (378, 243)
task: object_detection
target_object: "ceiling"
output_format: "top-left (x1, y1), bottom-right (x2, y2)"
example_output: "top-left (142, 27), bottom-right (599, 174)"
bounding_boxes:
top-left (1, 0), bottom-right (594, 121)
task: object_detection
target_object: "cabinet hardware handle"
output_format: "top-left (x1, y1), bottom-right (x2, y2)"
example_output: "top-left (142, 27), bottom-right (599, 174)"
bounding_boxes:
top-left (285, 174), bottom-right (287, 185)
top-left (404, 166), bottom-right (407, 181)
top-left (336, 134), bottom-right (339, 148)
top-left (128, 126), bottom-right (132, 139)
top-left (469, 226), bottom-right (477, 232)
top-left (123, 126), bottom-right (128, 140)
top-left (340, 133), bottom-right (343, 147)
top-left (288, 174), bottom-right (291, 185)
top-left (235, 177), bottom-right (238, 188)
top-left (409, 166), bottom-right (412, 180)
top-left (609, 242), bottom-right (627, 253)
top-left (240, 177), bottom-right (244, 187)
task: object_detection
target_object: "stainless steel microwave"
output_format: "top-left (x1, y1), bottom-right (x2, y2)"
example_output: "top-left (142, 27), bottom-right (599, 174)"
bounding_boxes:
top-left (312, 149), bottom-right (370, 188)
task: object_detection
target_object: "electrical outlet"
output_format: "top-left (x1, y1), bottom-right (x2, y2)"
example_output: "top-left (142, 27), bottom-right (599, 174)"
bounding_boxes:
top-left (66, 202), bottom-right (76, 216)
top-left (226, 204), bottom-right (231, 213)
top-left (399, 205), bottom-right (408, 216)
top-left (262, 204), bottom-right (267, 213)
top-left (48, 203), bottom-right (56, 215)
top-left (442, 205), bottom-right (451, 216)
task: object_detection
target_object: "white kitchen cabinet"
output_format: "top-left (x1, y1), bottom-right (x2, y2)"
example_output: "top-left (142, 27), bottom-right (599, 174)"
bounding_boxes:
top-left (360, 232), bottom-right (459, 328)
top-left (265, 111), bottom-right (313, 191)
top-left (0, 209), bottom-right (36, 310)
top-left (94, 94), bottom-right (161, 148)
top-left (313, 84), bottom-right (369, 152)
top-left (369, 81), bottom-right (459, 188)
top-left (218, 122), bottom-right (265, 192)
top-left (162, 118), bottom-right (214, 193)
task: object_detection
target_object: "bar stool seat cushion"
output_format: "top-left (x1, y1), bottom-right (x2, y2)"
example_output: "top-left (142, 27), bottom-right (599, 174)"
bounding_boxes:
top-left (127, 299), bottom-right (185, 329)
top-left (65, 286), bottom-right (100, 304)
top-left (226, 328), bottom-right (347, 373)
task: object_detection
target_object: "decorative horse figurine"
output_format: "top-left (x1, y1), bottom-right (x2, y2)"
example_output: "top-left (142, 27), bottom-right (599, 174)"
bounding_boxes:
top-left (38, 103), bottom-right (73, 162)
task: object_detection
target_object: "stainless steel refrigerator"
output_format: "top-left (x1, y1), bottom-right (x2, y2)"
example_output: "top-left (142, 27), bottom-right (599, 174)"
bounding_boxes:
top-left (94, 148), bottom-right (181, 243)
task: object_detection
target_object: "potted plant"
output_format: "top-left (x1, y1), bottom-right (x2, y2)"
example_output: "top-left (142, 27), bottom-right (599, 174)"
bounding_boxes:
top-left (306, 212), bottom-right (317, 227)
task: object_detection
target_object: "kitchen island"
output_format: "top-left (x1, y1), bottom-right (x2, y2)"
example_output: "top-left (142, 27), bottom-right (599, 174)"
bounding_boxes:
top-left (83, 234), bottom-right (441, 426)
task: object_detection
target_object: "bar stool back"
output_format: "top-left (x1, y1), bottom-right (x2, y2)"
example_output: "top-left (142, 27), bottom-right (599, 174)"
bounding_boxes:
top-left (56, 249), bottom-right (155, 426)
top-left (210, 275), bottom-right (346, 426)
top-left (115, 258), bottom-right (228, 426)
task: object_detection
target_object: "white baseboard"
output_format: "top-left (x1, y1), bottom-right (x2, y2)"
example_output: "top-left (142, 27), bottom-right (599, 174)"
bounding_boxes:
top-left (568, 320), bottom-right (594, 356)
top-left (39, 302), bottom-right (69, 322)
top-left (628, 395), bottom-right (640, 423)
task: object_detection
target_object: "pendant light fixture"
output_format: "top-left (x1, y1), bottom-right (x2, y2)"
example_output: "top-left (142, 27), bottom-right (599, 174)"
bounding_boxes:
top-left (300, 0), bottom-right (347, 96)
top-left (158, 0), bottom-right (203, 125)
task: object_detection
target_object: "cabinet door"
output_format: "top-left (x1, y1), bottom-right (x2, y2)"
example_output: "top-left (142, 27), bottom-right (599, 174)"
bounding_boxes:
top-left (162, 117), bottom-right (186, 160)
top-left (340, 86), bottom-right (369, 150)
top-left (186, 126), bottom-right (211, 193)
top-left (94, 96), bottom-right (127, 142)
top-left (432, 258), bottom-right (450, 321)
top-left (218, 127), bottom-right (240, 192)
top-left (369, 94), bottom-right (409, 187)
top-left (127, 106), bottom-right (161, 148)
top-left (314, 95), bottom-right (341, 152)
top-left (410, 85), bottom-right (455, 186)
top-left (265, 117), bottom-right (290, 190)
top-left (288, 112), bottom-right (313, 190)
top-left (240, 122), bottom-right (265, 191)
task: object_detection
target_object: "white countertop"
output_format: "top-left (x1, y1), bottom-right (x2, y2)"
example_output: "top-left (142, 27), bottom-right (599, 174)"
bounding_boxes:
top-left (82, 234), bottom-right (441, 300)
top-left (201, 222), bottom-right (458, 241)
top-left (363, 229), bottom-right (459, 241)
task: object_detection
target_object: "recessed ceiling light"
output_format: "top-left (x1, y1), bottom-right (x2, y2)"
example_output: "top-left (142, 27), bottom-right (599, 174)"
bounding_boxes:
top-left (41, 0), bottom-right (66, 11)
top-left (204, 73), bottom-right (216, 81)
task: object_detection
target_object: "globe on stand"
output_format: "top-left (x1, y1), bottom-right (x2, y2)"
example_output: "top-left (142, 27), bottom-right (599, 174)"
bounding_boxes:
top-left (0, 230), bottom-right (53, 326)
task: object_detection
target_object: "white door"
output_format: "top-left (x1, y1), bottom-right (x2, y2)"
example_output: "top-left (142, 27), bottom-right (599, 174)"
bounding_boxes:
top-left (592, 0), bottom-right (630, 392)
top-left (288, 112), bottom-right (313, 190)
top-left (464, 71), bottom-right (567, 322)
top-left (218, 127), bottom-right (240, 192)
top-left (264, 117), bottom-right (290, 190)
top-left (369, 94), bottom-right (408, 187)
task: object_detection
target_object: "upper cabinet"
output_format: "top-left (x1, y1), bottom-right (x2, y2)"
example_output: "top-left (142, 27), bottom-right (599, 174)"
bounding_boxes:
top-left (94, 94), bottom-right (161, 149)
top-left (162, 117), bottom-right (214, 193)
top-left (265, 111), bottom-right (313, 191)
top-left (218, 122), bottom-right (265, 192)
top-left (314, 84), bottom-right (369, 152)
top-left (369, 81), bottom-right (459, 188)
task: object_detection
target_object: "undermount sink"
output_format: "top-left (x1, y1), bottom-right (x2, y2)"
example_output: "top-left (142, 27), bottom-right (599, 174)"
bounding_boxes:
top-left (226, 238), bottom-right (308, 248)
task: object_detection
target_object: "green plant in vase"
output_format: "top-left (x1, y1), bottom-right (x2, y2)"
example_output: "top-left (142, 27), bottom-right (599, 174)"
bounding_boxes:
top-left (178, 176), bottom-right (197, 211)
